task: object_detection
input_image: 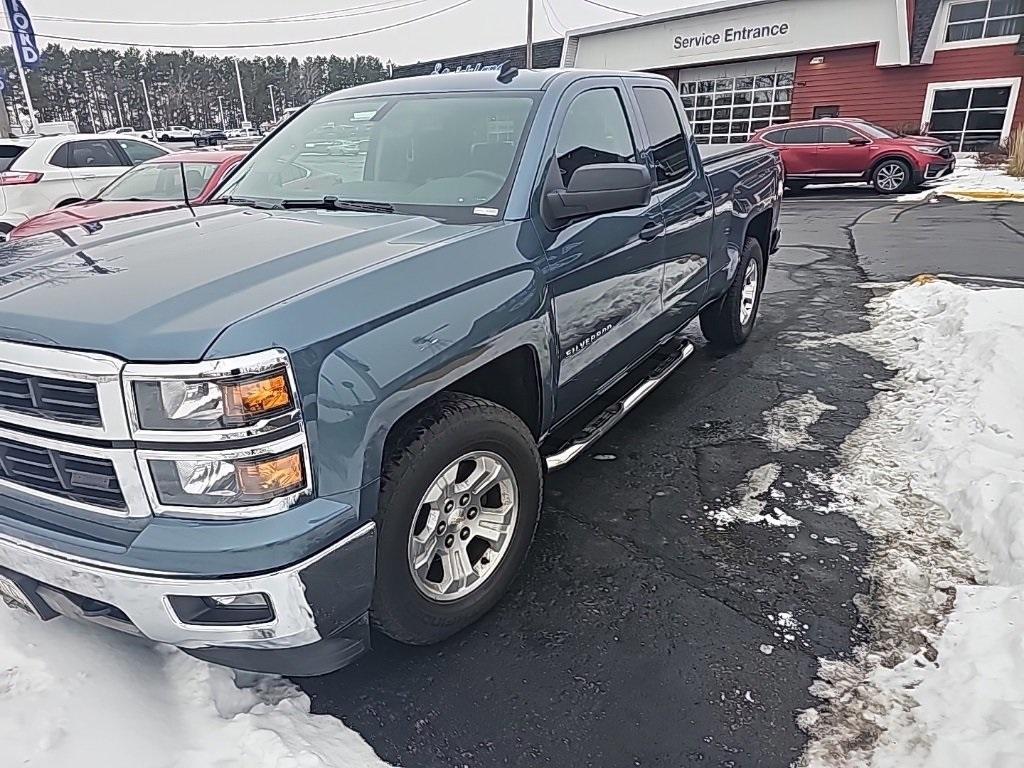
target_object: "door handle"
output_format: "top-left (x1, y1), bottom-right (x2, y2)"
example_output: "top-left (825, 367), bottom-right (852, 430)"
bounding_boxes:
top-left (692, 200), bottom-right (712, 216)
top-left (639, 221), bottom-right (665, 241)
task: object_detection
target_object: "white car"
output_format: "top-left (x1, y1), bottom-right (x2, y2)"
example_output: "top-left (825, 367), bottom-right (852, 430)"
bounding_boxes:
top-left (139, 125), bottom-right (194, 142)
top-left (0, 133), bottom-right (169, 236)
top-left (100, 127), bottom-right (138, 135)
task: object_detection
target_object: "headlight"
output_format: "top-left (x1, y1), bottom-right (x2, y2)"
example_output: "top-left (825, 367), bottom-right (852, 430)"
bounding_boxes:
top-left (140, 437), bottom-right (309, 517)
top-left (125, 350), bottom-right (299, 437)
top-left (912, 145), bottom-right (942, 154)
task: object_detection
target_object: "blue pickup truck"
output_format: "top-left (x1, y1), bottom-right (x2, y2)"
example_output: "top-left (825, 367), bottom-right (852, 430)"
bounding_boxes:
top-left (0, 68), bottom-right (781, 675)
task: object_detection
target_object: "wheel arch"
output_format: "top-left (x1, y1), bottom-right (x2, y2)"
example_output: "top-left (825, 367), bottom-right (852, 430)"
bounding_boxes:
top-left (744, 208), bottom-right (774, 263)
top-left (869, 152), bottom-right (916, 176)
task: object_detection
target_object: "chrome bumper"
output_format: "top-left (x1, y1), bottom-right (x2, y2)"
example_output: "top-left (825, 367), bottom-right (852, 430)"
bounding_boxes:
top-left (0, 521), bottom-right (374, 650)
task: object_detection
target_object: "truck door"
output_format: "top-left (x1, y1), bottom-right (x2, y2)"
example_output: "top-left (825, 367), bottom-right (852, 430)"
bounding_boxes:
top-left (626, 82), bottom-right (714, 330)
top-left (536, 78), bottom-right (667, 421)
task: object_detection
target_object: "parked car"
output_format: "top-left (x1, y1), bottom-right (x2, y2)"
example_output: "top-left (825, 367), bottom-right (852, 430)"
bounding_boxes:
top-left (226, 127), bottom-right (260, 139)
top-left (0, 69), bottom-right (781, 676)
top-left (100, 127), bottom-right (138, 135)
top-left (0, 133), bottom-right (169, 237)
top-left (139, 125), bottom-right (194, 142)
top-left (8, 150), bottom-right (246, 239)
top-left (194, 128), bottom-right (228, 147)
top-left (751, 118), bottom-right (954, 194)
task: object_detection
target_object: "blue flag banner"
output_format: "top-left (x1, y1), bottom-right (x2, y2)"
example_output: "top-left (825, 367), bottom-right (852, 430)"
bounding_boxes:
top-left (4, 0), bottom-right (40, 70)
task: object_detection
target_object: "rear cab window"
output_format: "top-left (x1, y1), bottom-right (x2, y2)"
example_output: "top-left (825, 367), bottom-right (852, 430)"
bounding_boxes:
top-left (632, 86), bottom-right (693, 186)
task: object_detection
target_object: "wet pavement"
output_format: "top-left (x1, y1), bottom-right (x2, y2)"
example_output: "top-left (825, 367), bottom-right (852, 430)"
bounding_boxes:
top-left (299, 197), bottom-right (1024, 767)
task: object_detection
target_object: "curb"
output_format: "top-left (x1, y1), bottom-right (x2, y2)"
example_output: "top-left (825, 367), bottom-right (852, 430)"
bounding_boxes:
top-left (940, 189), bottom-right (1024, 202)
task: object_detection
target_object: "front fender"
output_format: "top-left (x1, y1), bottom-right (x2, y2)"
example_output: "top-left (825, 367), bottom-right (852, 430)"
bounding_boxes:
top-left (313, 266), bottom-right (551, 518)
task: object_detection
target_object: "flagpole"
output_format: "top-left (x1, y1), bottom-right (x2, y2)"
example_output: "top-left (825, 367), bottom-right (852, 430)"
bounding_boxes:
top-left (3, 1), bottom-right (38, 133)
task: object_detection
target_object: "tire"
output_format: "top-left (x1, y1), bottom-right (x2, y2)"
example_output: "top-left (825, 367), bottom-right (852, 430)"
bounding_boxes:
top-left (371, 392), bottom-right (542, 645)
top-left (699, 237), bottom-right (766, 349)
top-left (871, 158), bottom-right (913, 194)
top-left (160, 134), bottom-right (170, 142)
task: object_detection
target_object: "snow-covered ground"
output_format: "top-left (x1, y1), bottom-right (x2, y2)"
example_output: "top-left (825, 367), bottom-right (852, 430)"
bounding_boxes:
top-left (898, 154), bottom-right (1024, 202)
top-left (0, 606), bottom-right (390, 767)
top-left (800, 279), bottom-right (1024, 767)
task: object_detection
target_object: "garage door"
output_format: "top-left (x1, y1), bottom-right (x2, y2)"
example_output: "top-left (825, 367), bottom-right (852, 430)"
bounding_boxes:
top-left (679, 57), bottom-right (795, 145)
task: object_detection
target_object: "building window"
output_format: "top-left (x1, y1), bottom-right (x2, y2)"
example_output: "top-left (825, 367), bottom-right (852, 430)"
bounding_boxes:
top-left (944, 0), bottom-right (1024, 43)
top-left (924, 78), bottom-right (1021, 151)
top-left (679, 70), bottom-right (793, 145)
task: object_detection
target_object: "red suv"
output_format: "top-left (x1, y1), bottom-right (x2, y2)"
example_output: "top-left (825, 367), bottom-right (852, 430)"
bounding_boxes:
top-left (750, 118), bottom-right (954, 194)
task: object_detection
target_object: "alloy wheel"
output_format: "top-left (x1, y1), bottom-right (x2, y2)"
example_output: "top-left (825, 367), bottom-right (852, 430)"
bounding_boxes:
top-left (876, 162), bottom-right (907, 192)
top-left (407, 451), bottom-right (519, 602)
top-left (739, 257), bottom-right (759, 326)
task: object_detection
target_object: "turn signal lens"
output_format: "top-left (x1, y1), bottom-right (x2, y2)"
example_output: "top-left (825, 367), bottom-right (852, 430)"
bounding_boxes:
top-left (236, 449), bottom-right (304, 495)
top-left (223, 373), bottom-right (292, 419)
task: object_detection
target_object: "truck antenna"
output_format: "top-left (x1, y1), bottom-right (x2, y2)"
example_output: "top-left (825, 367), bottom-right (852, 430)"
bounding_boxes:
top-left (178, 161), bottom-right (195, 216)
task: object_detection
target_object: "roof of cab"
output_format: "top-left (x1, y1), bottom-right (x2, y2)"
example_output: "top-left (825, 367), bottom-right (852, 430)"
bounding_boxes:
top-left (319, 68), bottom-right (673, 102)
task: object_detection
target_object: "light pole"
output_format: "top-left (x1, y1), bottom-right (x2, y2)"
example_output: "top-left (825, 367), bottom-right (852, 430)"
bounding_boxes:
top-left (114, 90), bottom-right (124, 127)
top-left (141, 78), bottom-right (156, 133)
top-left (234, 58), bottom-right (249, 126)
top-left (217, 95), bottom-right (225, 128)
top-left (525, 0), bottom-right (534, 69)
top-left (268, 84), bottom-right (277, 122)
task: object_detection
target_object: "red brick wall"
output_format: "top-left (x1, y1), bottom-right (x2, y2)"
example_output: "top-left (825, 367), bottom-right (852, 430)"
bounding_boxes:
top-left (791, 44), bottom-right (1024, 133)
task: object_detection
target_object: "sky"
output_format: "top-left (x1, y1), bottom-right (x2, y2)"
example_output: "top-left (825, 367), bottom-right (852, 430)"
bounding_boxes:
top-left (15, 0), bottom-right (693, 65)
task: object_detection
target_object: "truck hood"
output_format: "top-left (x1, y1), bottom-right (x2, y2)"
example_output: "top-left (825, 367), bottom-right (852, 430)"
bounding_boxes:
top-left (0, 204), bottom-right (477, 361)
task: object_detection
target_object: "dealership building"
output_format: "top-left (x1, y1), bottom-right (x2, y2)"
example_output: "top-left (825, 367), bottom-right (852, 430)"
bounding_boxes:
top-left (395, 0), bottom-right (1023, 150)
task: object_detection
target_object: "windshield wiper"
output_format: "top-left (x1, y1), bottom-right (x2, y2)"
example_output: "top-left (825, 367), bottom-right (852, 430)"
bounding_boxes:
top-left (280, 197), bottom-right (395, 213)
top-left (222, 196), bottom-right (283, 209)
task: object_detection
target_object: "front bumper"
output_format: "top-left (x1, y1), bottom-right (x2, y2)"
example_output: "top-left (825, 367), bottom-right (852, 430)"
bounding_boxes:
top-left (916, 157), bottom-right (955, 183)
top-left (0, 519), bottom-right (376, 664)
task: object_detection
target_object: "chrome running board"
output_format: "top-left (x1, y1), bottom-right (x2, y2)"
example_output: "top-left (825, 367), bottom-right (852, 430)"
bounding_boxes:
top-left (544, 341), bottom-right (695, 471)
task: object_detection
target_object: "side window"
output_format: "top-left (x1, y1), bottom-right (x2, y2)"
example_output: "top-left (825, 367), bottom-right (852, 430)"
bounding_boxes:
top-left (633, 86), bottom-right (692, 185)
top-left (117, 139), bottom-right (167, 165)
top-left (555, 88), bottom-right (636, 187)
top-left (66, 140), bottom-right (123, 168)
top-left (50, 143), bottom-right (70, 167)
top-left (822, 126), bottom-right (860, 144)
top-left (783, 126), bottom-right (822, 144)
top-left (762, 129), bottom-right (788, 144)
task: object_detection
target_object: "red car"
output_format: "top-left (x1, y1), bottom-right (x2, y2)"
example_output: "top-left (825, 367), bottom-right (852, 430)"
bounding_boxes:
top-left (750, 118), bottom-right (954, 195)
top-left (8, 150), bottom-right (247, 239)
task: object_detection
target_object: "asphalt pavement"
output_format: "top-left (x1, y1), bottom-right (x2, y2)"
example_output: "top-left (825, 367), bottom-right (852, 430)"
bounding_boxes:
top-left (299, 195), bottom-right (1024, 767)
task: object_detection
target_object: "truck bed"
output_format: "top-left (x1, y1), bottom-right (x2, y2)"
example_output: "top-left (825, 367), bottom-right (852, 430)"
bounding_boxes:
top-left (698, 142), bottom-right (780, 197)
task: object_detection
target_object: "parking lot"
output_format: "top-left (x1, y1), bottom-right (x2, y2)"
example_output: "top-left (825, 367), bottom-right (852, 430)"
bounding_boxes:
top-left (297, 194), bottom-right (1024, 767)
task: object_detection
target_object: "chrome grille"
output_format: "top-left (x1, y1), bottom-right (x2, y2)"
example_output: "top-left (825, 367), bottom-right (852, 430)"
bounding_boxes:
top-left (0, 369), bottom-right (102, 426)
top-left (0, 434), bottom-right (126, 511)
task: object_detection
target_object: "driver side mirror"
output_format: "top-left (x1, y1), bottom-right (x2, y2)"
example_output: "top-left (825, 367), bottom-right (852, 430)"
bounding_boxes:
top-left (543, 163), bottom-right (653, 226)
top-left (848, 136), bottom-right (871, 146)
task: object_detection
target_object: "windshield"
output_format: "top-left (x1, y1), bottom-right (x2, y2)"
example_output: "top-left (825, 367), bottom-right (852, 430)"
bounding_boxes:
top-left (101, 162), bottom-right (218, 201)
top-left (218, 93), bottom-right (538, 221)
top-left (856, 122), bottom-right (899, 139)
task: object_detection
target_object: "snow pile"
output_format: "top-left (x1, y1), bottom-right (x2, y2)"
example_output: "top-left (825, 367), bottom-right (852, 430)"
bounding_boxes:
top-left (898, 154), bottom-right (1024, 202)
top-left (799, 279), bottom-right (1024, 767)
top-left (761, 392), bottom-right (836, 451)
top-left (708, 462), bottom-right (800, 528)
top-left (0, 606), bottom-right (389, 767)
